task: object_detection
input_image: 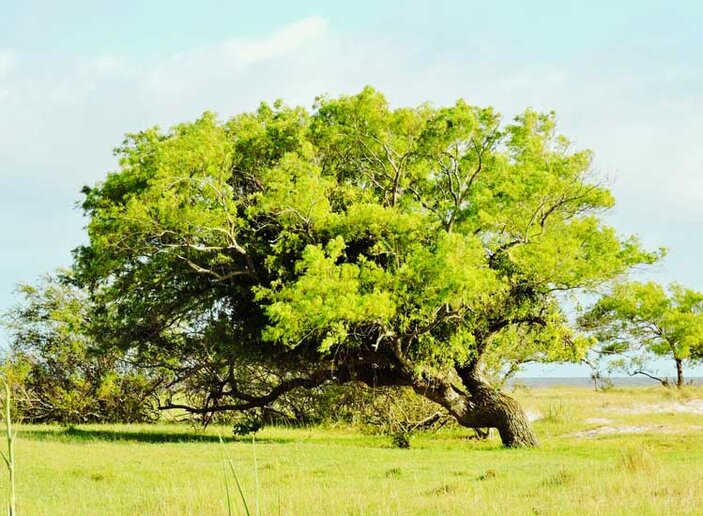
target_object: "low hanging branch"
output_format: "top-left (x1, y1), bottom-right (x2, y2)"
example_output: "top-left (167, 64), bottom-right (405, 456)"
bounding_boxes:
top-left (158, 370), bottom-right (335, 414)
top-left (627, 369), bottom-right (670, 387)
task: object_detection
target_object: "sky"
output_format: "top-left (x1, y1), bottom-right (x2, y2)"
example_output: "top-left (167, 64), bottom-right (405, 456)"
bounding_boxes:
top-left (1, 0), bottom-right (702, 378)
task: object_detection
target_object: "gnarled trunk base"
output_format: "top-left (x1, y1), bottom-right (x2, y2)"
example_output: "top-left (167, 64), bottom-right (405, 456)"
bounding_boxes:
top-left (457, 388), bottom-right (538, 448)
top-left (413, 380), bottom-right (538, 448)
top-left (344, 356), bottom-right (538, 447)
top-left (475, 390), bottom-right (538, 447)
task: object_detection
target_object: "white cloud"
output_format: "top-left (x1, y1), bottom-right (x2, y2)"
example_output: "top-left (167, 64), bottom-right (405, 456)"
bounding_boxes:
top-left (75, 55), bottom-right (132, 80)
top-left (0, 49), bottom-right (15, 78)
top-left (140, 16), bottom-right (329, 106)
top-left (0, 50), bottom-right (17, 104)
top-left (221, 16), bottom-right (328, 64)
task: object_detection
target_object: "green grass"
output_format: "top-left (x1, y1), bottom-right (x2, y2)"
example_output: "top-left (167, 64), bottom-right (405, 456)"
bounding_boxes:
top-left (3, 386), bottom-right (703, 515)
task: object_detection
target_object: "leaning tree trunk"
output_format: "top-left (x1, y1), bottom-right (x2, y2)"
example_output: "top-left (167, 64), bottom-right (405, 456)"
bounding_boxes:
top-left (458, 383), bottom-right (538, 448)
top-left (459, 359), bottom-right (538, 447)
top-left (411, 373), bottom-right (538, 448)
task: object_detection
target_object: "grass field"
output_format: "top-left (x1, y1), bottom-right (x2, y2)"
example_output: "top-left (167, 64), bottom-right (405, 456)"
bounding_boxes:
top-left (3, 386), bottom-right (703, 515)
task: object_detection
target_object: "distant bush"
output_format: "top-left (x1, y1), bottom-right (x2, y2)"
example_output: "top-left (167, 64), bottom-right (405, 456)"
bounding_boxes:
top-left (541, 400), bottom-right (575, 424)
top-left (390, 432), bottom-right (411, 449)
top-left (232, 415), bottom-right (263, 437)
top-left (1, 273), bottom-right (160, 424)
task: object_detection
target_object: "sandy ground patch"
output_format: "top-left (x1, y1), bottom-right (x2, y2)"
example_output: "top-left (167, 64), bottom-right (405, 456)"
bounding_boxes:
top-left (584, 417), bottom-right (614, 425)
top-left (573, 424), bottom-right (703, 438)
top-left (605, 400), bottom-right (703, 416)
top-left (574, 425), bottom-right (665, 437)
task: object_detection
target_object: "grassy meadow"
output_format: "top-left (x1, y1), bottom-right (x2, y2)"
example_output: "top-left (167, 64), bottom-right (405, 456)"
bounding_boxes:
top-left (4, 385), bottom-right (703, 515)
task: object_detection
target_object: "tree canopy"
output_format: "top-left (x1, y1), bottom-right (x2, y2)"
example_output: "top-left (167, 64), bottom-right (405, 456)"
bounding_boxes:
top-left (579, 281), bottom-right (703, 387)
top-left (73, 87), bottom-right (658, 446)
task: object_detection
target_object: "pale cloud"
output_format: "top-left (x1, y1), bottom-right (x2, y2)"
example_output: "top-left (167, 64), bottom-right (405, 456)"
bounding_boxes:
top-left (0, 49), bottom-right (15, 78)
top-left (0, 17), bottom-right (701, 282)
top-left (0, 50), bottom-right (16, 103)
top-left (75, 55), bottom-right (133, 80)
top-left (220, 15), bottom-right (328, 64)
top-left (141, 16), bottom-right (329, 105)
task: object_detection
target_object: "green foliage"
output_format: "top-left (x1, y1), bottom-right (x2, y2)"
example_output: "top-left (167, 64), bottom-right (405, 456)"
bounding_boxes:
top-left (579, 281), bottom-right (703, 384)
top-left (72, 87), bottom-right (658, 419)
top-left (1, 273), bottom-right (159, 424)
top-left (232, 416), bottom-right (263, 437)
top-left (258, 236), bottom-right (396, 351)
top-left (390, 432), bottom-right (411, 449)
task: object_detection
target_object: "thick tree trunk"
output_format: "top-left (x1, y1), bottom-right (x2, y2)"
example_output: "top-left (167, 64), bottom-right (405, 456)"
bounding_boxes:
top-left (466, 386), bottom-right (538, 447)
top-left (676, 358), bottom-right (684, 388)
top-left (411, 374), bottom-right (538, 448)
top-left (453, 359), bottom-right (538, 448)
top-left (453, 384), bottom-right (538, 448)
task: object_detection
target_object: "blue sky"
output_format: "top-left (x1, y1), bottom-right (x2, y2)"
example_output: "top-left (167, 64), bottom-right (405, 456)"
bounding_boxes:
top-left (1, 1), bottom-right (702, 377)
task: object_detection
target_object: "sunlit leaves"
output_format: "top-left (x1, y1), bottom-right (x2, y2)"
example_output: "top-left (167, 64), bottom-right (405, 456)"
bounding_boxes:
top-left (251, 152), bottom-right (333, 231)
top-left (258, 237), bottom-right (395, 351)
top-left (580, 282), bottom-right (703, 363)
top-left (74, 87), bottom-right (659, 380)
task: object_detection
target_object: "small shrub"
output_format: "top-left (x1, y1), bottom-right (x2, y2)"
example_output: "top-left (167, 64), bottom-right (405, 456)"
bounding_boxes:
top-left (232, 415), bottom-right (263, 437)
top-left (542, 401), bottom-right (574, 424)
top-left (425, 483), bottom-right (461, 496)
top-left (662, 386), bottom-right (693, 401)
top-left (384, 468), bottom-right (402, 478)
top-left (542, 468), bottom-right (574, 487)
top-left (619, 445), bottom-right (656, 473)
top-left (390, 431), bottom-right (411, 449)
top-left (476, 469), bottom-right (498, 481)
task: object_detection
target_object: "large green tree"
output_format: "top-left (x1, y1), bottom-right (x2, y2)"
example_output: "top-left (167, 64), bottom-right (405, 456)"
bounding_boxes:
top-left (75, 88), bottom-right (657, 447)
top-left (579, 281), bottom-right (703, 387)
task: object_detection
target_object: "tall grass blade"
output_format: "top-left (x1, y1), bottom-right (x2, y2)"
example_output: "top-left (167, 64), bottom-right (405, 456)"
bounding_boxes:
top-left (219, 435), bottom-right (250, 516)
top-left (2, 380), bottom-right (16, 516)
top-left (222, 459), bottom-right (233, 516)
top-left (253, 435), bottom-right (260, 516)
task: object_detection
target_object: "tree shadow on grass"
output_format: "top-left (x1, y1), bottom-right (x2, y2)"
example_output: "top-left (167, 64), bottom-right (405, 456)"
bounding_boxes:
top-left (18, 426), bottom-right (295, 445)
